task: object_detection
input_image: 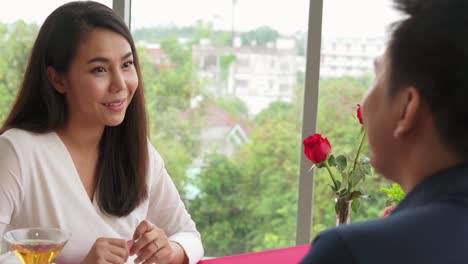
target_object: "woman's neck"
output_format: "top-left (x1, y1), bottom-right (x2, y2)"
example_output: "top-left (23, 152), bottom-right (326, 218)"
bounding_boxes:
top-left (57, 122), bottom-right (104, 152)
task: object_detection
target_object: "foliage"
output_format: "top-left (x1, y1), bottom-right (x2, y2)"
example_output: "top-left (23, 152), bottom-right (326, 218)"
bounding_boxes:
top-left (211, 96), bottom-right (249, 118)
top-left (138, 38), bottom-right (202, 191)
top-left (240, 26), bottom-right (279, 46)
top-left (133, 22), bottom-right (232, 47)
top-left (220, 54), bottom-right (236, 81)
top-left (0, 21), bottom-right (38, 124)
top-left (381, 183), bottom-right (406, 206)
top-left (133, 26), bottom-right (195, 43)
top-left (234, 102), bottom-right (300, 252)
top-left (190, 99), bottom-right (301, 256)
top-left (189, 154), bottom-right (252, 255)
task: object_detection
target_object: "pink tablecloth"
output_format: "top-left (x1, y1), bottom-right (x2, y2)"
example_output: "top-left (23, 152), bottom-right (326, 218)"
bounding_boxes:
top-left (198, 244), bottom-right (311, 264)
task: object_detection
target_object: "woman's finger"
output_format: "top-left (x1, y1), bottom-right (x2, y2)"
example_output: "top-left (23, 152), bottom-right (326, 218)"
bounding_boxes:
top-left (142, 246), bottom-right (172, 264)
top-left (132, 219), bottom-right (154, 240)
top-left (108, 243), bottom-right (130, 261)
top-left (134, 236), bottom-right (171, 263)
top-left (130, 227), bottom-right (159, 255)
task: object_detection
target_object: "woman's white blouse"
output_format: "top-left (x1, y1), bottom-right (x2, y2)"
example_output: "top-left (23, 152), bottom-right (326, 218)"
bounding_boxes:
top-left (0, 128), bottom-right (204, 264)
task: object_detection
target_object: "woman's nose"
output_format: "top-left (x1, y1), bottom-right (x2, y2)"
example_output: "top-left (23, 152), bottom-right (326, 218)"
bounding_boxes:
top-left (109, 70), bottom-right (126, 93)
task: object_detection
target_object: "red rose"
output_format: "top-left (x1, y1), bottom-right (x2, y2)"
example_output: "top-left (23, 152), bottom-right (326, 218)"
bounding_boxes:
top-left (303, 134), bottom-right (332, 164)
top-left (356, 104), bottom-right (363, 124)
top-left (381, 205), bottom-right (396, 218)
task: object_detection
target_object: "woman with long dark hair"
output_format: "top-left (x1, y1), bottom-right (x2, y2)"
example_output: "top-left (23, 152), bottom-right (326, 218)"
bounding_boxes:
top-left (0, 1), bottom-right (203, 263)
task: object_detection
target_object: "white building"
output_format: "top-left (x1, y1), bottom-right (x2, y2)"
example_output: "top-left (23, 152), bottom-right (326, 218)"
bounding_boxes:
top-left (320, 37), bottom-right (386, 78)
top-left (192, 38), bottom-right (297, 116)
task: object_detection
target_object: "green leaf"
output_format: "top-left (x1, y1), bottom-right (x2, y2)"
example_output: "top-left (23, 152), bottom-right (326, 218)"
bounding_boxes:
top-left (328, 155), bottom-right (336, 167)
top-left (316, 162), bottom-right (325, 168)
top-left (340, 172), bottom-right (348, 185)
top-left (381, 183), bottom-right (406, 202)
top-left (335, 155), bottom-right (347, 172)
top-left (339, 189), bottom-right (347, 196)
top-left (351, 199), bottom-right (360, 213)
top-left (335, 180), bottom-right (341, 190)
top-left (350, 190), bottom-right (363, 199)
top-left (362, 162), bottom-right (371, 175)
top-left (350, 170), bottom-right (364, 188)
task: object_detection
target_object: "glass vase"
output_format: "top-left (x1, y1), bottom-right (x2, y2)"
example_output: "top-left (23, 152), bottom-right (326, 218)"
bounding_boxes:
top-left (336, 200), bottom-right (352, 226)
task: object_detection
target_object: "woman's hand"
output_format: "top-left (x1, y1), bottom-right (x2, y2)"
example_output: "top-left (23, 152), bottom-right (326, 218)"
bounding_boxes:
top-left (130, 220), bottom-right (174, 264)
top-left (81, 237), bottom-right (132, 264)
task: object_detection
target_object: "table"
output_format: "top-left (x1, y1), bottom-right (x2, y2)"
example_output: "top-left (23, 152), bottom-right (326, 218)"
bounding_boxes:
top-left (198, 244), bottom-right (311, 264)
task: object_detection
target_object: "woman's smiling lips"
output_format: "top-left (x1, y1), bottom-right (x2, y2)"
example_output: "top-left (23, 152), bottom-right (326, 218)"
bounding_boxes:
top-left (102, 99), bottom-right (126, 112)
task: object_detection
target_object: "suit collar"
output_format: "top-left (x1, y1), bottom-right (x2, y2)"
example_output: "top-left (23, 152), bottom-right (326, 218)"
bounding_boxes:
top-left (392, 162), bottom-right (468, 214)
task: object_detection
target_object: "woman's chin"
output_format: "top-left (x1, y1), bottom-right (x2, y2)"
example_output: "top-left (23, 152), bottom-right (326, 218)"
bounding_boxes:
top-left (105, 118), bottom-right (125, 127)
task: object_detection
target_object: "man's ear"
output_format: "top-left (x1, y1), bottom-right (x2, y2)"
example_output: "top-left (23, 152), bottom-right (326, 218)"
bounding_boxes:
top-left (47, 66), bottom-right (66, 94)
top-left (394, 87), bottom-right (421, 138)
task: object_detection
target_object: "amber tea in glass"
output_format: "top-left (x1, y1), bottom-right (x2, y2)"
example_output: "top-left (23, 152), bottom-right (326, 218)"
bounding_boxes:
top-left (4, 228), bottom-right (70, 264)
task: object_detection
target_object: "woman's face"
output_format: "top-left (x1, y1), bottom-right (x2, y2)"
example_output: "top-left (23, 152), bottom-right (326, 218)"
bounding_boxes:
top-left (60, 27), bottom-right (138, 130)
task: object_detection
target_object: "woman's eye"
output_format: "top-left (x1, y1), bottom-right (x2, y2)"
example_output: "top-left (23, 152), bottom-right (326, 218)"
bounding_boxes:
top-left (92, 66), bottom-right (106, 73)
top-left (123, 61), bottom-right (134, 68)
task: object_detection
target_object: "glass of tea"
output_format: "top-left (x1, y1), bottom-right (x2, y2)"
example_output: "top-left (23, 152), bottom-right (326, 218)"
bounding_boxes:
top-left (3, 228), bottom-right (71, 264)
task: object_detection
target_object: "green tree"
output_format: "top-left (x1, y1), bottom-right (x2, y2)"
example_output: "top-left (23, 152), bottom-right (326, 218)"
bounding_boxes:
top-left (220, 54), bottom-right (236, 81)
top-left (190, 154), bottom-right (252, 256)
top-left (138, 38), bottom-right (202, 191)
top-left (189, 100), bottom-right (301, 255)
top-left (211, 96), bottom-right (248, 118)
top-left (237, 101), bottom-right (300, 251)
top-left (132, 26), bottom-right (195, 43)
top-left (0, 21), bottom-right (38, 124)
top-left (241, 26), bottom-right (280, 46)
top-left (193, 20), bottom-right (214, 43)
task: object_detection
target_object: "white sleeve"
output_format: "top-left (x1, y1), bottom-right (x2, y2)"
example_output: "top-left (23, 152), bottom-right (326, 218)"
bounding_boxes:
top-left (0, 136), bottom-right (24, 225)
top-left (146, 144), bottom-right (204, 264)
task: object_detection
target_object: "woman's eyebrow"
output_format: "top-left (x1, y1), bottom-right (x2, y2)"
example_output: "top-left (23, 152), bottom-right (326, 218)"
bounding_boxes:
top-left (87, 51), bottom-right (133, 64)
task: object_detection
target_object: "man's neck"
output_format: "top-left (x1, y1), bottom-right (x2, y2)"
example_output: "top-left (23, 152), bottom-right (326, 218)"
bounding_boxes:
top-left (397, 145), bottom-right (465, 193)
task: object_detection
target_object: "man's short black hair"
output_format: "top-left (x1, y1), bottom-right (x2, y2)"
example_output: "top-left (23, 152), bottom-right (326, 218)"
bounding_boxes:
top-left (389, 0), bottom-right (468, 156)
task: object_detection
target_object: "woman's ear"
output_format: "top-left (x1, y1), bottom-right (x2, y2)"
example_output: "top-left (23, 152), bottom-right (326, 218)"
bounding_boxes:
top-left (47, 66), bottom-right (66, 94)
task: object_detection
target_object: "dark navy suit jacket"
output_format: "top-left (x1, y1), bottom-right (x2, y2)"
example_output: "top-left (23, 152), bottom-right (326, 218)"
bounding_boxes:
top-left (301, 163), bottom-right (468, 264)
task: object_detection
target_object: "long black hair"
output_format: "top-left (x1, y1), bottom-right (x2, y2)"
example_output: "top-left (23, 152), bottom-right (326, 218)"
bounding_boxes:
top-left (1, 1), bottom-right (149, 217)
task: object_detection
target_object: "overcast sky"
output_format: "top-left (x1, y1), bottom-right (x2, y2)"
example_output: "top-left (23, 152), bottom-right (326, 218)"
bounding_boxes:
top-left (0, 0), bottom-right (402, 38)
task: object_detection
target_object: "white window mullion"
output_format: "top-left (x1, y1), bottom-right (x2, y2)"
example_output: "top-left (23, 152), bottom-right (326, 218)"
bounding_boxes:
top-left (113, 0), bottom-right (131, 29)
top-left (296, 0), bottom-right (323, 245)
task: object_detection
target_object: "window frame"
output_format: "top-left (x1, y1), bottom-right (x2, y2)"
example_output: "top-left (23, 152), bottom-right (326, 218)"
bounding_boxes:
top-left (115, 0), bottom-right (324, 246)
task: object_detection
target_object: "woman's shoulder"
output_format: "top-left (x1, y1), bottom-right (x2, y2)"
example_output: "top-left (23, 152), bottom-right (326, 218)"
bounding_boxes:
top-left (147, 140), bottom-right (164, 169)
top-left (147, 140), bottom-right (162, 158)
top-left (146, 140), bottom-right (172, 184)
top-left (1, 128), bottom-right (56, 150)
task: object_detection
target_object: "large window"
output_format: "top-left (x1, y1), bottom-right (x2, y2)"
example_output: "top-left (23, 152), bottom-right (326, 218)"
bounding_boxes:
top-left (131, 0), bottom-right (309, 257)
top-left (312, 0), bottom-right (402, 234)
top-left (0, 0), bottom-right (405, 257)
